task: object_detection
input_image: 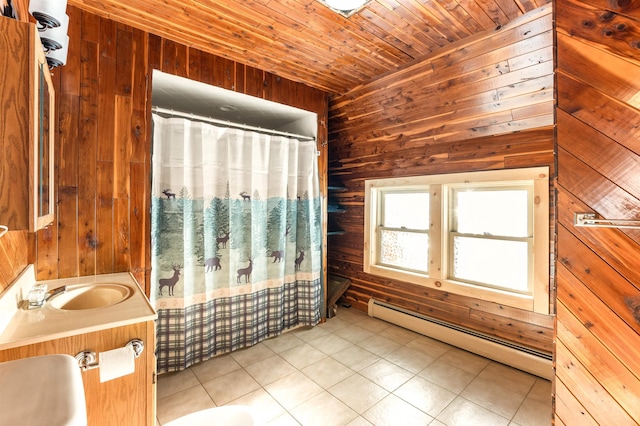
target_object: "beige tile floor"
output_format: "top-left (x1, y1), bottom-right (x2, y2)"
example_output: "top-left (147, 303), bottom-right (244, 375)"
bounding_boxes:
top-left (157, 306), bottom-right (552, 426)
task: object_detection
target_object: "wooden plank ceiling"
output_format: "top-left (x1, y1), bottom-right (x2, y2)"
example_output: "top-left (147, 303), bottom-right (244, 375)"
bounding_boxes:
top-left (67, 0), bottom-right (550, 94)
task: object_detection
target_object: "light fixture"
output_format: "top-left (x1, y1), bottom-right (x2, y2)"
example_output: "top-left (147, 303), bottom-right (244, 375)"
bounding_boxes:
top-left (39, 13), bottom-right (69, 51)
top-left (28, 0), bottom-right (67, 29)
top-left (28, 0), bottom-right (69, 69)
top-left (320, 0), bottom-right (370, 17)
top-left (45, 36), bottom-right (69, 68)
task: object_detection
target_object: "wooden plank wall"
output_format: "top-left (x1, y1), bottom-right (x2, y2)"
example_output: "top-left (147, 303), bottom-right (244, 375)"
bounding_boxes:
top-left (555, 0), bottom-right (640, 423)
top-left (327, 5), bottom-right (555, 354)
top-left (0, 5), bottom-right (328, 296)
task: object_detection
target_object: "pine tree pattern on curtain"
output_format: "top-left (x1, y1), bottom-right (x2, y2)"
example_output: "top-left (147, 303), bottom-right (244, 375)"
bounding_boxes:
top-left (151, 115), bottom-right (323, 374)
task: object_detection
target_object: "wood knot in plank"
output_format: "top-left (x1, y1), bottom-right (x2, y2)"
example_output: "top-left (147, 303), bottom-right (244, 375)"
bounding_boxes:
top-left (581, 20), bottom-right (594, 29)
top-left (599, 11), bottom-right (615, 21)
top-left (610, 0), bottom-right (630, 9)
top-left (624, 296), bottom-right (640, 325)
top-left (86, 232), bottom-right (99, 249)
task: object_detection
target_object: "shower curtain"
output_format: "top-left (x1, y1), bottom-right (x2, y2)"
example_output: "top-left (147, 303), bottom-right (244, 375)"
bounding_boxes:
top-left (151, 114), bottom-right (323, 374)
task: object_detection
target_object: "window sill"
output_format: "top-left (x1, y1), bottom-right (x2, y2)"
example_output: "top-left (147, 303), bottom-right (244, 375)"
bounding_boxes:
top-left (365, 264), bottom-right (543, 313)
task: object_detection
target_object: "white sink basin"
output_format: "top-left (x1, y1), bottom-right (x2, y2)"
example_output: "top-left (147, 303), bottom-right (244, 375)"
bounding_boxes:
top-left (0, 354), bottom-right (86, 425)
top-left (49, 283), bottom-right (134, 311)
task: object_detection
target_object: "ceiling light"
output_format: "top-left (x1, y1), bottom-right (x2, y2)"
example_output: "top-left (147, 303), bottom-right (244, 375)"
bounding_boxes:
top-left (320, 0), bottom-right (370, 17)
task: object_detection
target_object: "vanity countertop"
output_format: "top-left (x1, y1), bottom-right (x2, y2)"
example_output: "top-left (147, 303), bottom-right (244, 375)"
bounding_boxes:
top-left (0, 265), bottom-right (156, 351)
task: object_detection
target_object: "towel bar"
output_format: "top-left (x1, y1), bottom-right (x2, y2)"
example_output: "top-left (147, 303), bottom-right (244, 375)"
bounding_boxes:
top-left (574, 213), bottom-right (640, 230)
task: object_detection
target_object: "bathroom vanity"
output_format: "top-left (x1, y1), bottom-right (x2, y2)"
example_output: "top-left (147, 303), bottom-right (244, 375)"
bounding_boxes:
top-left (0, 266), bottom-right (157, 426)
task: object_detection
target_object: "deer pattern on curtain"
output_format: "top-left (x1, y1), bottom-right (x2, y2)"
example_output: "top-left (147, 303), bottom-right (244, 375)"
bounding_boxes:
top-left (150, 115), bottom-right (323, 374)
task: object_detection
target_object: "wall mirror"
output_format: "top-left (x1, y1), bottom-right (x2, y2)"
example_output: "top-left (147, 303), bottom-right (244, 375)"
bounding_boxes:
top-left (30, 52), bottom-right (55, 231)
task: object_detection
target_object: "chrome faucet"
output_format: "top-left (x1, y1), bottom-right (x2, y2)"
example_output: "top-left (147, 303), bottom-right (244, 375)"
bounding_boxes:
top-left (45, 285), bottom-right (67, 302)
top-left (23, 285), bottom-right (67, 309)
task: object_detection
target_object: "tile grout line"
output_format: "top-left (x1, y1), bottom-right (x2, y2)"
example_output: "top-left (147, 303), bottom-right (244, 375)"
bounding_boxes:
top-left (157, 307), bottom-right (551, 426)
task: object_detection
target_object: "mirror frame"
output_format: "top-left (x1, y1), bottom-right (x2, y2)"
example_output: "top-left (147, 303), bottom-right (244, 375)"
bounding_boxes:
top-left (29, 40), bottom-right (55, 232)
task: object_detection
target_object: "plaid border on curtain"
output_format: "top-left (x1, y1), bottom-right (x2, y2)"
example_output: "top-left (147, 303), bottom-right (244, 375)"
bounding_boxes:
top-left (155, 278), bottom-right (321, 373)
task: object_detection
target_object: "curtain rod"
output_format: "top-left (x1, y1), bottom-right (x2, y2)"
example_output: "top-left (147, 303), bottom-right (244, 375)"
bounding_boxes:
top-left (151, 106), bottom-right (316, 142)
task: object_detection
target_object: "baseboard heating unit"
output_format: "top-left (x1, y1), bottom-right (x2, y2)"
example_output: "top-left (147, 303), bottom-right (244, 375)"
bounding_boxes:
top-left (367, 298), bottom-right (553, 380)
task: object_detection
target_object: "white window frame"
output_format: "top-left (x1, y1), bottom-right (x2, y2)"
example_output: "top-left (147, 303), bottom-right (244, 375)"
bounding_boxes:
top-left (377, 189), bottom-right (430, 274)
top-left (364, 167), bottom-right (550, 314)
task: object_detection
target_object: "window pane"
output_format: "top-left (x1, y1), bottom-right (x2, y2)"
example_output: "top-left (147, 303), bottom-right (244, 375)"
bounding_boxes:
top-left (380, 229), bottom-right (429, 272)
top-left (452, 236), bottom-right (529, 292)
top-left (383, 192), bottom-right (429, 229)
top-left (453, 189), bottom-right (529, 237)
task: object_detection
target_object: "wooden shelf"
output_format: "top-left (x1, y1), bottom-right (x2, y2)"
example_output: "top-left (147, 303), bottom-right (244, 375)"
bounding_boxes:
top-left (328, 183), bottom-right (347, 234)
top-left (327, 274), bottom-right (351, 318)
top-left (328, 185), bottom-right (347, 192)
